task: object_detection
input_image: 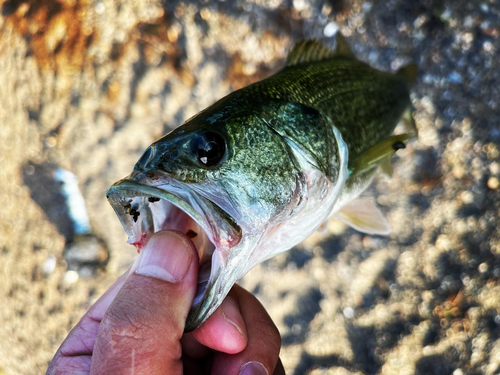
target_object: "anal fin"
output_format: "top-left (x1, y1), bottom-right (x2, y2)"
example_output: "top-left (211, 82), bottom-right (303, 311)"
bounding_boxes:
top-left (335, 197), bottom-right (390, 236)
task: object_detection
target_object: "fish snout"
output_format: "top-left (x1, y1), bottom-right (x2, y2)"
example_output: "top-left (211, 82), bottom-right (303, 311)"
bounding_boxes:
top-left (134, 145), bottom-right (155, 171)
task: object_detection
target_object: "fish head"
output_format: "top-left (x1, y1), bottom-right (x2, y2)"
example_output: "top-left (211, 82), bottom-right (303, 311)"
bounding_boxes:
top-left (107, 108), bottom-right (302, 330)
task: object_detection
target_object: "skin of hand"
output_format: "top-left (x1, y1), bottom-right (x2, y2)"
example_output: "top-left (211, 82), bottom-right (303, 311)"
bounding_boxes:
top-left (47, 230), bottom-right (284, 375)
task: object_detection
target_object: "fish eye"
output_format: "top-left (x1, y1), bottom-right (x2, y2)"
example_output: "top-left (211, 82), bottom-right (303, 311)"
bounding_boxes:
top-left (192, 131), bottom-right (226, 167)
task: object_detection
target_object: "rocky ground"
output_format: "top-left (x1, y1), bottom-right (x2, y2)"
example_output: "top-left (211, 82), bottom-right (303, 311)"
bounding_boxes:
top-left (1, 0), bottom-right (499, 374)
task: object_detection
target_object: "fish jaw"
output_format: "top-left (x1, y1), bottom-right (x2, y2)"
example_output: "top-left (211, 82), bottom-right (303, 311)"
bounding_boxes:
top-left (106, 178), bottom-right (241, 249)
top-left (106, 176), bottom-right (246, 330)
top-left (185, 232), bottom-right (261, 330)
top-left (106, 124), bottom-right (349, 330)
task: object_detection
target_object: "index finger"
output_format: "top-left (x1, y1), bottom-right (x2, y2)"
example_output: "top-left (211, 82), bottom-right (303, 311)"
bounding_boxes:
top-left (210, 285), bottom-right (282, 375)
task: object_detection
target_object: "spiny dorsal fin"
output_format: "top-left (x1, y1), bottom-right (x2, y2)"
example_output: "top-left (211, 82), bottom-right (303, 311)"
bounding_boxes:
top-left (286, 32), bottom-right (354, 67)
top-left (334, 33), bottom-right (355, 59)
top-left (286, 40), bottom-right (336, 66)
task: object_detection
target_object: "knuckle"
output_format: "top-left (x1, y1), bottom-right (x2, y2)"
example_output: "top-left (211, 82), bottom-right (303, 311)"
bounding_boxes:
top-left (95, 283), bottom-right (183, 360)
top-left (103, 300), bottom-right (151, 342)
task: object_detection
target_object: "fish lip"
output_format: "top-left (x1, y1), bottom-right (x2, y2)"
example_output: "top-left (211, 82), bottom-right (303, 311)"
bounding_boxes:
top-left (106, 177), bottom-right (243, 330)
top-left (106, 178), bottom-right (241, 250)
top-left (184, 265), bottom-right (224, 331)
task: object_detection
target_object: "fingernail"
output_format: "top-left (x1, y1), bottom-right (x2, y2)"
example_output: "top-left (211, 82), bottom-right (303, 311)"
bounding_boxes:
top-left (239, 361), bottom-right (268, 375)
top-left (136, 231), bottom-right (193, 283)
top-left (222, 297), bottom-right (247, 341)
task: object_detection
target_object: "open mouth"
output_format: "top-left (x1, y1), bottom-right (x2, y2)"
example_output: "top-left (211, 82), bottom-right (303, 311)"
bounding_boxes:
top-left (106, 178), bottom-right (241, 308)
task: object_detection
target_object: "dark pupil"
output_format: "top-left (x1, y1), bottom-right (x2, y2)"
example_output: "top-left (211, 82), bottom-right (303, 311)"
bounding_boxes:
top-left (193, 132), bottom-right (225, 167)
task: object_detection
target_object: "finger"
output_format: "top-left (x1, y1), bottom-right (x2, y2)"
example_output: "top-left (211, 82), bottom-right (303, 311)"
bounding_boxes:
top-left (210, 285), bottom-right (281, 375)
top-left (47, 271), bottom-right (129, 374)
top-left (180, 332), bottom-right (211, 359)
top-left (90, 230), bottom-right (199, 375)
top-left (273, 358), bottom-right (285, 375)
top-left (189, 295), bottom-right (248, 354)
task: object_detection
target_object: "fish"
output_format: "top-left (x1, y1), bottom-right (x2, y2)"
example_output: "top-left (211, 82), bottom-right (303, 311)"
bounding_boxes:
top-left (106, 33), bottom-right (417, 331)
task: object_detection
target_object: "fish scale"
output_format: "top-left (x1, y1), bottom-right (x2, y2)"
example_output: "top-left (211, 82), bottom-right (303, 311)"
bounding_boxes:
top-left (243, 58), bottom-right (411, 158)
top-left (107, 34), bottom-right (417, 330)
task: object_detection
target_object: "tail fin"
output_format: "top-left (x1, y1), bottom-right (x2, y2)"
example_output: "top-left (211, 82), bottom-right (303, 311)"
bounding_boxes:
top-left (397, 64), bottom-right (418, 86)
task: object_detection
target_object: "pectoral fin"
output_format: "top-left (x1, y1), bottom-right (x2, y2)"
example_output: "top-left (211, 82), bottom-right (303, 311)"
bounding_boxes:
top-left (380, 155), bottom-right (394, 177)
top-left (316, 221), bottom-right (329, 234)
top-left (402, 108), bottom-right (418, 138)
top-left (335, 197), bottom-right (390, 236)
top-left (348, 133), bottom-right (412, 178)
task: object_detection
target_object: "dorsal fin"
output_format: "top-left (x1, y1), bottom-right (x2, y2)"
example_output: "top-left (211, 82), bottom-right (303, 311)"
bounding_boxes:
top-left (334, 33), bottom-right (356, 59)
top-left (286, 40), bottom-right (336, 66)
top-left (286, 32), bottom-right (355, 67)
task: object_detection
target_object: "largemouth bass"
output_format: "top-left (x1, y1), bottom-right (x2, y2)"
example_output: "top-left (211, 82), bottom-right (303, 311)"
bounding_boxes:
top-left (107, 33), bottom-right (417, 331)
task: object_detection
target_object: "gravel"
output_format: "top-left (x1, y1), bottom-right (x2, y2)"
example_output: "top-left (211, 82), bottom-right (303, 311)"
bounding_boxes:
top-left (0, 0), bottom-right (499, 373)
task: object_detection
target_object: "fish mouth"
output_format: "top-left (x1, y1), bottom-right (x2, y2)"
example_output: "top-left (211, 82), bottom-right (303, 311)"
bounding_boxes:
top-left (106, 176), bottom-right (242, 330)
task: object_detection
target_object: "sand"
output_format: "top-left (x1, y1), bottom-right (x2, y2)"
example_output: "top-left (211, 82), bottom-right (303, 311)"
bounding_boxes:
top-left (1, 0), bottom-right (499, 374)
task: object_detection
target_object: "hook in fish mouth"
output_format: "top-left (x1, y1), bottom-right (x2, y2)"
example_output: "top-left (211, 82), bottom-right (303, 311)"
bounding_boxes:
top-left (106, 177), bottom-right (242, 330)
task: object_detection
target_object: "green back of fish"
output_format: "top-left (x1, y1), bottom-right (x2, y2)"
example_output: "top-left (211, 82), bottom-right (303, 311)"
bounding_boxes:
top-left (185, 57), bottom-right (411, 185)
top-left (161, 37), bottom-right (413, 193)
top-left (196, 50), bottom-right (413, 186)
top-left (246, 56), bottom-right (412, 160)
top-left (144, 38), bottom-right (414, 226)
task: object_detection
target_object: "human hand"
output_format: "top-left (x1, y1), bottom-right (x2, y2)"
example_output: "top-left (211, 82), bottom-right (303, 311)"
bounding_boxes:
top-left (47, 230), bottom-right (283, 375)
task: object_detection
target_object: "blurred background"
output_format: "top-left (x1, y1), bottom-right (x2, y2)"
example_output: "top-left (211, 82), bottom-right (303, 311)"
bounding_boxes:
top-left (1, 0), bottom-right (499, 374)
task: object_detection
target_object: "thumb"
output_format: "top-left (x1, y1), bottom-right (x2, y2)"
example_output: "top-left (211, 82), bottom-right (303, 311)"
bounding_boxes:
top-left (90, 230), bottom-right (199, 375)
